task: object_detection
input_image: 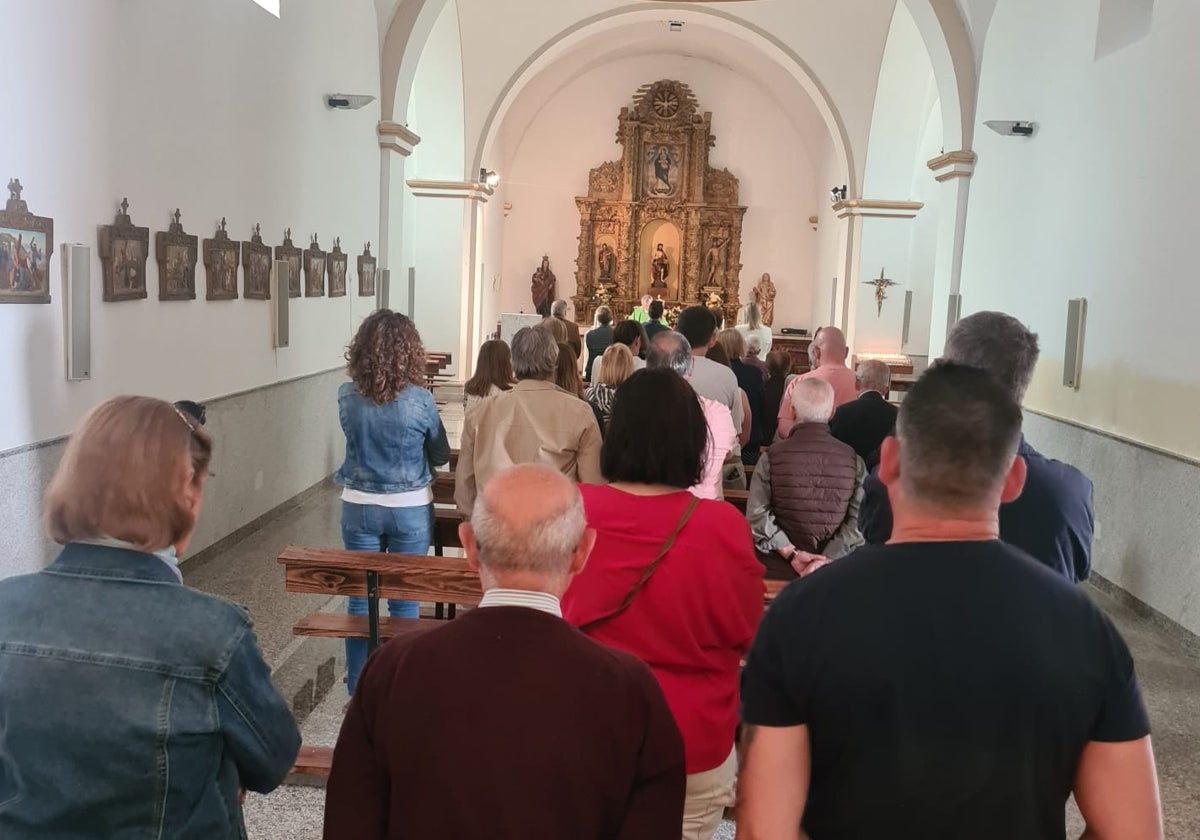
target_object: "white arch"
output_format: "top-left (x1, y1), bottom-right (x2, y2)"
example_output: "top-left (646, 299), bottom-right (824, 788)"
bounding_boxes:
top-left (471, 4), bottom-right (858, 197)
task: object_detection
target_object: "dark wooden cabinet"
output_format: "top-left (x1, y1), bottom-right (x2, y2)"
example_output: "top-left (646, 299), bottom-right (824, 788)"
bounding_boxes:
top-left (772, 335), bottom-right (813, 376)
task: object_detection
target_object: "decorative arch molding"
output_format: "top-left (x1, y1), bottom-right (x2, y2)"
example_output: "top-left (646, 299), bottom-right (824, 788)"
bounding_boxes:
top-left (901, 0), bottom-right (978, 153)
top-left (379, 0), bottom-right (449, 123)
top-left (469, 4), bottom-right (859, 196)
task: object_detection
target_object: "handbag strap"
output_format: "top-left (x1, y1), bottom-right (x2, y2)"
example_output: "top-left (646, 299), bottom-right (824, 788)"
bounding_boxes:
top-left (580, 495), bottom-right (700, 633)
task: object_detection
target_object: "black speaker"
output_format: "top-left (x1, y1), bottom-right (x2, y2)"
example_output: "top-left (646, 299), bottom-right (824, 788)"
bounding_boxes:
top-left (779, 327), bottom-right (809, 336)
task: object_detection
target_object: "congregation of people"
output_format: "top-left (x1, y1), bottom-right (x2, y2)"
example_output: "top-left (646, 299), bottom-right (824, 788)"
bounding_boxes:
top-left (0, 298), bottom-right (1163, 840)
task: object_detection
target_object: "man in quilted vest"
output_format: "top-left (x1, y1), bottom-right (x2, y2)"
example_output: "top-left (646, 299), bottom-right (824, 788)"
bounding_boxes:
top-left (747, 377), bottom-right (865, 577)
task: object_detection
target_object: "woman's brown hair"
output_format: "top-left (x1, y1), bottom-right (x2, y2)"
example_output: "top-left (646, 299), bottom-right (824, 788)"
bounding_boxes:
top-left (766, 350), bottom-right (792, 379)
top-left (717, 328), bottom-right (746, 361)
top-left (464, 339), bottom-right (515, 398)
top-left (346, 309), bottom-right (426, 404)
top-left (45, 397), bottom-right (213, 550)
top-left (554, 342), bottom-right (585, 398)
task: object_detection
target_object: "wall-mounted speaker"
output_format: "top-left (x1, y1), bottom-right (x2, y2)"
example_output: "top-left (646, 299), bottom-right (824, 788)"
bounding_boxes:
top-left (901, 290), bottom-right (914, 347)
top-left (272, 259), bottom-right (290, 348)
top-left (62, 243), bottom-right (91, 381)
top-left (407, 266), bottom-right (416, 317)
top-left (829, 277), bottom-right (838, 325)
top-left (1064, 298), bottom-right (1087, 389)
top-left (378, 268), bottom-right (390, 310)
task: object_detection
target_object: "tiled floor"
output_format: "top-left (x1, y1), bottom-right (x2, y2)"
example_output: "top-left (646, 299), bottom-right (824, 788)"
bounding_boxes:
top-left (220, 389), bottom-right (1199, 838)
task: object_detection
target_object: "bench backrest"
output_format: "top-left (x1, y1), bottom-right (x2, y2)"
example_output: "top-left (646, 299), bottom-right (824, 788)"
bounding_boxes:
top-left (277, 545), bottom-right (482, 605)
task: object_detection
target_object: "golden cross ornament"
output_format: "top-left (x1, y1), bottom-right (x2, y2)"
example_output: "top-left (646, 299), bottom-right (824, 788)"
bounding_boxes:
top-left (864, 267), bottom-right (899, 317)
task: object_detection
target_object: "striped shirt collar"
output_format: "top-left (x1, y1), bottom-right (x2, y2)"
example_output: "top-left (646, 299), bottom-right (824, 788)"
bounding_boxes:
top-left (478, 588), bottom-right (562, 618)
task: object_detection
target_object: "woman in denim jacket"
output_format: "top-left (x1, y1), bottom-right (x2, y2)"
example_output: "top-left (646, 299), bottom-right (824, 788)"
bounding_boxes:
top-left (0, 397), bottom-right (300, 839)
top-left (335, 310), bottom-right (450, 693)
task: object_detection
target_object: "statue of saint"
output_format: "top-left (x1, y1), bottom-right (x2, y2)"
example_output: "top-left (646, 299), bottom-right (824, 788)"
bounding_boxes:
top-left (704, 235), bottom-right (730, 286)
top-left (650, 243), bottom-right (669, 289)
top-left (597, 243), bottom-right (615, 281)
top-left (530, 255), bottom-right (555, 317)
top-left (753, 272), bottom-right (777, 327)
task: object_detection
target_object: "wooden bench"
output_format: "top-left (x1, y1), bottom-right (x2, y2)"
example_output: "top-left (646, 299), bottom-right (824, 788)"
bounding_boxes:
top-left (292, 744), bottom-right (334, 777)
top-left (725, 489), bottom-right (749, 514)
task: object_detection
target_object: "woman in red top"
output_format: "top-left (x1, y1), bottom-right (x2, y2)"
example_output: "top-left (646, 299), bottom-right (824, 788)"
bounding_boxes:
top-left (562, 368), bottom-right (764, 840)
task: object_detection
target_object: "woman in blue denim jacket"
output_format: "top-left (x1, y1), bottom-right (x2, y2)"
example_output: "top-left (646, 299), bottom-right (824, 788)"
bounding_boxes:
top-left (0, 397), bottom-right (300, 839)
top-left (335, 310), bottom-right (450, 693)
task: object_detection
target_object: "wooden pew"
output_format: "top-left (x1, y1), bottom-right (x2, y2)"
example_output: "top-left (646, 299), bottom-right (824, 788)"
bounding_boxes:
top-left (432, 472), bottom-right (455, 506)
top-left (725, 489), bottom-right (749, 514)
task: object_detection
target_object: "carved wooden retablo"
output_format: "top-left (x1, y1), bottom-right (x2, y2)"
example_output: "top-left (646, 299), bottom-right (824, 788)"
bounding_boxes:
top-left (573, 80), bottom-right (747, 325)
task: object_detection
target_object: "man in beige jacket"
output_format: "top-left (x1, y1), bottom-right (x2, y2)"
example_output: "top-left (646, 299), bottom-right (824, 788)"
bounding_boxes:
top-left (455, 326), bottom-right (604, 515)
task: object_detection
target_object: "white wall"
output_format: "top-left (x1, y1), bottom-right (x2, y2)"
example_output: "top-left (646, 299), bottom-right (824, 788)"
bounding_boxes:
top-left (401, 0), bottom-right (466, 370)
top-left (492, 55), bottom-right (823, 331)
top-left (961, 0), bottom-right (1200, 460)
top-left (856, 3), bottom-right (940, 355)
top-left (0, 0), bottom-right (381, 453)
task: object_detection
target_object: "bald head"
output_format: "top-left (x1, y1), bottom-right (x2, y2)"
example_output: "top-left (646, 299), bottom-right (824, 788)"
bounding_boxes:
top-left (463, 465), bottom-right (594, 593)
top-left (790, 377), bottom-right (835, 423)
top-left (856, 359), bottom-right (892, 394)
top-left (813, 326), bottom-right (848, 367)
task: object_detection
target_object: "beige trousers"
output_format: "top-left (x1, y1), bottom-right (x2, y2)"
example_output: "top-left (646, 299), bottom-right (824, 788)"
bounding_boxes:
top-left (681, 747), bottom-right (738, 840)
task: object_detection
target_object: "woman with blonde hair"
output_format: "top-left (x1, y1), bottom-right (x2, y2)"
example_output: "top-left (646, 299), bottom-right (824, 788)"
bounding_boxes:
top-left (0, 397), bottom-right (300, 838)
top-left (735, 300), bottom-right (773, 354)
top-left (336, 309), bottom-right (450, 694)
top-left (463, 339), bottom-right (515, 408)
top-left (585, 342), bottom-right (635, 429)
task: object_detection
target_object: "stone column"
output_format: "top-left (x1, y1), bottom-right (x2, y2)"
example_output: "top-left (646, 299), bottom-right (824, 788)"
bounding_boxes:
top-left (925, 151), bottom-right (976, 355)
top-left (377, 121), bottom-right (421, 311)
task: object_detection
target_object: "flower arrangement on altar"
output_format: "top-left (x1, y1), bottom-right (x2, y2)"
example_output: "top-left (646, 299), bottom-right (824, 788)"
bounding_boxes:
top-left (664, 304), bottom-right (683, 327)
top-left (590, 284), bottom-right (612, 309)
top-left (706, 291), bottom-right (724, 309)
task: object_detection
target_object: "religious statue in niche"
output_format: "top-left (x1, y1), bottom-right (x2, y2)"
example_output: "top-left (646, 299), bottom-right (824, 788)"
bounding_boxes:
top-left (203, 217), bottom-right (240, 301)
top-left (530, 255), bottom-right (555, 316)
top-left (242, 223), bottom-right (272, 300)
top-left (358, 242), bottom-right (377, 297)
top-left (753, 272), bottom-right (776, 327)
top-left (99, 197), bottom-right (149, 302)
top-left (644, 145), bottom-right (681, 197)
top-left (650, 243), bottom-right (669, 289)
top-left (155, 209), bottom-right (198, 301)
top-left (597, 243), bottom-right (615, 282)
top-left (304, 234), bottom-right (326, 297)
top-left (328, 237), bottom-right (348, 297)
top-left (275, 228), bottom-right (302, 298)
top-left (864, 266), bottom-right (899, 316)
top-left (703, 235), bottom-right (731, 287)
top-left (0, 178), bottom-right (53, 305)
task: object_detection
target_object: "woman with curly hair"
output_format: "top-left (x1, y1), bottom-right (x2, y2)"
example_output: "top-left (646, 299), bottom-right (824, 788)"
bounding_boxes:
top-left (335, 310), bottom-right (450, 694)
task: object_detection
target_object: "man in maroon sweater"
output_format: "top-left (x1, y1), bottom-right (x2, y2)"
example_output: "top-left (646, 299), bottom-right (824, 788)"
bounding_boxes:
top-left (324, 465), bottom-right (686, 839)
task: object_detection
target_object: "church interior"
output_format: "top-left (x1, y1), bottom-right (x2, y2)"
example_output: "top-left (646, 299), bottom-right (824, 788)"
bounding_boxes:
top-left (2, 0), bottom-right (1199, 837)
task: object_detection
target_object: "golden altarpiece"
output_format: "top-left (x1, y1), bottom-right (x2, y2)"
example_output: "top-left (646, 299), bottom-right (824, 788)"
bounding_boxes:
top-left (572, 80), bottom-right (747, 325)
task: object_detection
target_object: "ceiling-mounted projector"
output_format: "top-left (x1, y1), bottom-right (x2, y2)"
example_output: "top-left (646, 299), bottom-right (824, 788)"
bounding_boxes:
top-left (326, 94), bottom-right (376, 110)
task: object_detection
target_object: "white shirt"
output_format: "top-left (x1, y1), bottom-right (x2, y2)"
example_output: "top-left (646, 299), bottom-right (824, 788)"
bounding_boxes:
top-left (478, 588), bottom-right (563, 618)
top-left (341, 486), bottom-right (433, 507)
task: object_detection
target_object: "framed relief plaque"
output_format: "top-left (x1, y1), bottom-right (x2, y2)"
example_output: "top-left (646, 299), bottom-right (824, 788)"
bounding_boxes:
top-left (328, 237), bottom-right (347, 298)
top-left (0, 178), bottom-right (53, 304)
top-left (357, 241), bottom-right (376, 297)
top-left (155, 209), bottom-right (197, 301)
top-left (99, 197), bottom-right (149, 302)
top-left (304, 234), bottom-right (326, 297)
top-left (203, 217), bottom-right (241, 301)
top-left (242, 223), bottom-right (271, 300)
top-left (275, 228), bottom-right (301, 298)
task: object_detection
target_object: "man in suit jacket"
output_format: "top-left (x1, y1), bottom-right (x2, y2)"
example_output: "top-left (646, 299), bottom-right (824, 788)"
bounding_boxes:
top-left (859, 312), bottom-right (1094, 583)
top-left (552, 299), bottom-right (582, 358)
top-left (325, 465), bottom-right (686, 839)
top-left (830, 359), bottom-right (898, 472)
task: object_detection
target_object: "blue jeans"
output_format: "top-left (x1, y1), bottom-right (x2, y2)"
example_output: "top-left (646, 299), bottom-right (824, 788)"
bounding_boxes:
top-left (341, 501), bottom-right (433, 694)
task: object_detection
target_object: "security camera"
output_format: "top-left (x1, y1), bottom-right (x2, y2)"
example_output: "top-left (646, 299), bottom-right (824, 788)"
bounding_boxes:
top-left (325, 93), bottom-right (376, 111)
top-left (984, 120), bottom-right (1036, 137)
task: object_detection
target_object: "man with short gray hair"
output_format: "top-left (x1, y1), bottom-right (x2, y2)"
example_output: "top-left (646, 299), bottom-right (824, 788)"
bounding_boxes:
top-left (830, 358), bottom-right (898, 471)
top-left (860, 311), bottom-right (1095, 583)
top-left (327, 465), bottom-right (687, 838)
top-left (647, 331), bottom-right (738, 500)
top-left (455, 327), bottom-right (602, 515)
top-left (748, 377), bottom-right (864, 578)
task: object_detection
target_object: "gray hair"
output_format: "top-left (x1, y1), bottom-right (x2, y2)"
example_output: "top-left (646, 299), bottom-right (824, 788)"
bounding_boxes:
top-left (510, 326), bottom-right (558, 380)
top-left (550, 299), bottom-right (568, 318)
top-left (742, 301), bottom-right (763, 331)
top-left (856, 359), bottom-right (891, 392)
top-left (646, 331), bottom-right (694, 377)
top-left (746, 335), bottom-right (762, 355)
top-left (470, 473), bottom-right (586, 576)
top-left (943, 311), bottom-right (1039, 402)
top-left (790, 377), bottom-right (835, 423)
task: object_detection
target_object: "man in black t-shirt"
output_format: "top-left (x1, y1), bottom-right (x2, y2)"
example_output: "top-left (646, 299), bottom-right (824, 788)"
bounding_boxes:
top-left (738, 364), bottom-right (1162, 840)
